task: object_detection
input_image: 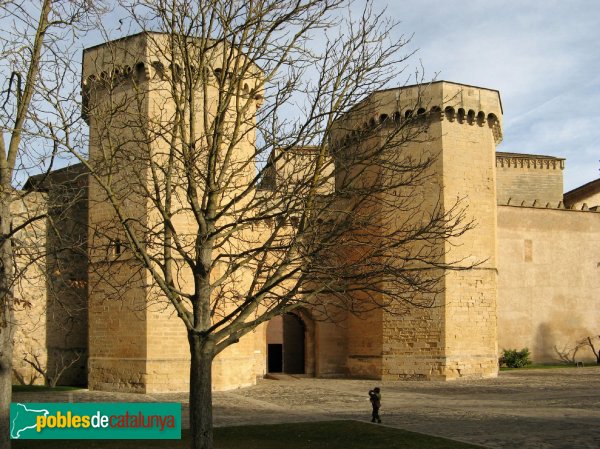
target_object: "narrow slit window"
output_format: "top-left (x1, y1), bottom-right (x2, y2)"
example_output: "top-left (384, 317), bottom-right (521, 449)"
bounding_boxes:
top-left (110, 238), bottom-right (123, 258)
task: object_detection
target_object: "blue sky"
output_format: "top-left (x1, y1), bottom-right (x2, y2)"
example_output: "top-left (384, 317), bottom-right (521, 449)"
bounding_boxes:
top-left (377, 0), bottom-right (600, 191)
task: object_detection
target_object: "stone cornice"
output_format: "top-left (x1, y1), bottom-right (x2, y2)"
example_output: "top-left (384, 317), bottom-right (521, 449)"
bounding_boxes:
top-left (496, 154), bottom-right (565, 170)
top-left (330, 106), bottom-right (503, 150)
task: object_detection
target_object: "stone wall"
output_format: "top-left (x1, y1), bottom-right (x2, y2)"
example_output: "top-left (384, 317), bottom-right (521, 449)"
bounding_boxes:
top-left (346, 308), bottom-right (383, 379)
top-left (497, 205), bottom-right (600, 363)
top-left (12, 192), bottom-right (48, 385)
top-left (87, 261), bottom-right (149, 392)
top-left (439, 107), bottom-right (499, 380)
top-left (496, 153), bottom-right (564, 205)
top-left (143, 297), bottom-right (263, 393)
top-left (380, 130), bottom-right (447, 381)
top-left (12, 164), bottom-right (89, 387)
top-left (43, 166), bottom-right (89, 386)
top-left (314, 318), bottom-right (348, 376)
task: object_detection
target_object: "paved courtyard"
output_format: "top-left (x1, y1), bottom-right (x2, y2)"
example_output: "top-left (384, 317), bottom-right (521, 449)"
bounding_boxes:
top-left (14, 366), bottom-right (600, 448)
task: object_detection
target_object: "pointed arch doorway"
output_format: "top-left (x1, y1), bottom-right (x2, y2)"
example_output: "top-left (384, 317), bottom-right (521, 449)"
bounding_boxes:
top-left (266, 313), bottom-right (306, 374)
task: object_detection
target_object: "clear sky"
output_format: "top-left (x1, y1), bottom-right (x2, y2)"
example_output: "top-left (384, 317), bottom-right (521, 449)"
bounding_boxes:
top-left (376, 0), bottom-right (600, 191)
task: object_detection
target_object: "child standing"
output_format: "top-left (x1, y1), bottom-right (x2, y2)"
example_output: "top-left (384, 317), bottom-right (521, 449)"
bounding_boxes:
top-left (368, 387), bottom-right (382, 423)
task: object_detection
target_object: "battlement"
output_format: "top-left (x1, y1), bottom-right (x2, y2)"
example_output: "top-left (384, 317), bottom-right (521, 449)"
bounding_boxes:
top-left (496, 152), bottom-right (565, 170)
top-left (330, 81), bottom-right (503, 148)
top-left (82, 32), bottom-right (264, 122)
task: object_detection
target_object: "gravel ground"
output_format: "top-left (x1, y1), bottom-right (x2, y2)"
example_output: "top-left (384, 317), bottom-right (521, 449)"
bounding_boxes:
top-left (14, 366), bottom-right (600, 449)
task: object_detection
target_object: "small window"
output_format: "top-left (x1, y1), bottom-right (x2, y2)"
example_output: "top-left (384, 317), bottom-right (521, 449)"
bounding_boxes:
top-left (135, 62), bottom-right (146, 83)
top-left (152, 61), bottom-right (165, 80)
top-left (110, 238), bottom-right (123, 258)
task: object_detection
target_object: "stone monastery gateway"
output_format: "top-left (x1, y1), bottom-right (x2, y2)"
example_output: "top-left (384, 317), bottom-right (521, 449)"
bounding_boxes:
top-left (12, 33), bottom-right (600, 393)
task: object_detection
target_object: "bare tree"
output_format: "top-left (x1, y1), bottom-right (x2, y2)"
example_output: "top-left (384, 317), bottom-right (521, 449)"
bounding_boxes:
top-left (22, 351), bottom-right (83, 388)
top-left (554, 336), bottom-right (600, 365)
top-left (553, 343), bottom-right (583, 365)
top-left (582, 336), bottom-right (600, 364)
top-left (0, 2), bottom-right (99, 446)
top-left (78, 1), bottom-right (475, 448)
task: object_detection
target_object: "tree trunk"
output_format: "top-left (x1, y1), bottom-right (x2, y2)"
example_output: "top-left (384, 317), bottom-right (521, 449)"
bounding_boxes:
top-left (0, 194), bottom-right (14, 449)
top-left (0, 320), bottom-right (13, 449)
top-left (188, 333), bottom-right (215, 449)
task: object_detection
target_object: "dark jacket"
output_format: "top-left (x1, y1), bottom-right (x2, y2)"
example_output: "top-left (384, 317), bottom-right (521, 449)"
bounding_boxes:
top-left (369, 391), bottom-right (381, 408)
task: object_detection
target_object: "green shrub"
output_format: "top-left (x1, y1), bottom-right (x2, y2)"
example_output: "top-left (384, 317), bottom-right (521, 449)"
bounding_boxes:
top-left (500, 348), bottom-right (531, 368)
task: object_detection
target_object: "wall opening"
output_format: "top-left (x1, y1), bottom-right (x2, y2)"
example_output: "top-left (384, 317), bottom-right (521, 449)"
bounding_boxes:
top-left (266, 313), bottom-right (306, 374)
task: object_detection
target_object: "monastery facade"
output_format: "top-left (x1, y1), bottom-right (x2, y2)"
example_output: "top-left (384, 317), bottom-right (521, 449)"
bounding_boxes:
top-left (11, 34), bottom-right (600, 392)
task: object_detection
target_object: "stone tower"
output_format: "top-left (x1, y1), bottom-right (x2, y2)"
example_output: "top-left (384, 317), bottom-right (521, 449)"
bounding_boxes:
top-left (329, 81), bottom-right (503, 380)
top-left (82, 33), bottom-right (265, 392)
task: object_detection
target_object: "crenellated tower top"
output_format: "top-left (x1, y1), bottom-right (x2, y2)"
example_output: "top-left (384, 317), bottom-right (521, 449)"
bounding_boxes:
top-left (82, 32), bottom-right (264, 123)
top-left (330, 81), bottom-right (503, 149)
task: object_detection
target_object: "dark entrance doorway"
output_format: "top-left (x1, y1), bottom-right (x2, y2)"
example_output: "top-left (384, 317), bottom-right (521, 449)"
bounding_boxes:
top-left (267, 343), bottom-right (283, 372)
top-left (266, 313), bottom-right (305, 374)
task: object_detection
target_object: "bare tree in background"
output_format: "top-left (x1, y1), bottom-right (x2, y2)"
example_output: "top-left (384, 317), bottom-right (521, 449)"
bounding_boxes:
top-left (582, 336), bottom-right (600, 364)
top-left (554, 336), bottom-right (600, 365)
top-left (554, 342), bottom-right (583, 365)
top-left (0, 2), bottom-right (99, 447)
top-left (79, 1), bottom-right (475, 448)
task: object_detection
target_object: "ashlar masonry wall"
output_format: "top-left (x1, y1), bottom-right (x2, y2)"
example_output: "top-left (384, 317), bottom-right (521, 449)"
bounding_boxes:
top-left (13, 165), bottom-right (89, 387)
top-left (496, 154), bottom-right (564, 206)
top-left (497, 205), bottom-right (600, 363)
top-left (83, 33), bottom-right (266, 392)
top-left (329, 81), bottom-right (502, 380)
top-left (12, 192), bottom-right (49, 385)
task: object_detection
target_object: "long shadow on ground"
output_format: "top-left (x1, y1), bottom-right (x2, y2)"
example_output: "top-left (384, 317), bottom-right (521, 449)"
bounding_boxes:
top-left (12, 420), bottom-right (485, 449)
